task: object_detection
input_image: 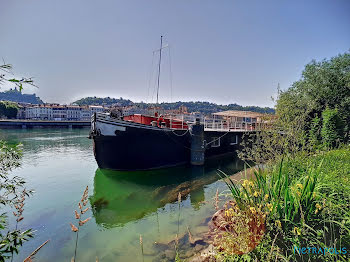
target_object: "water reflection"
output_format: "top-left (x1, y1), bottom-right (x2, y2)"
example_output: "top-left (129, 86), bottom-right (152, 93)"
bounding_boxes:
top-left (0, 128), bottom-right (91, 153)
top-left (90, 155), bottom-right (246, 228)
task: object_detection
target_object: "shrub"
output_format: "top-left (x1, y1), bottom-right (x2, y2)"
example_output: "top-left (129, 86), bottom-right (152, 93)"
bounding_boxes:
top-left (218, 147), bottom-right (350, 261)
top-left (321, 108), bottom-right (345, 148)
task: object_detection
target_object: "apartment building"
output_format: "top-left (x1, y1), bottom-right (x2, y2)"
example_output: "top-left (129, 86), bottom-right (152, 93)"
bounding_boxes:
top-left (25, 105), bottom-right (55, 120)
top-left (24, 104), bottom-right (106, 121)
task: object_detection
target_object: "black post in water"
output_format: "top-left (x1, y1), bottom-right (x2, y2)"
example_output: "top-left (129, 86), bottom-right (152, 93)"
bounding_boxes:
top-left (190, 118), bottom-right (205, 165)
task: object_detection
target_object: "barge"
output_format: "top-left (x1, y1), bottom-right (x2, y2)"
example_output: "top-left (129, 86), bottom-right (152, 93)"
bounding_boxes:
top-left (90, 110), bottom-right (266, 171)
top-left (89, 37), bottom-right (268, 170)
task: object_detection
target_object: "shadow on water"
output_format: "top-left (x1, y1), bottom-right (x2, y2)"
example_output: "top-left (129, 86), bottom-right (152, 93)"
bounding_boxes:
top-left (90, 154), bottom-right (246, 228)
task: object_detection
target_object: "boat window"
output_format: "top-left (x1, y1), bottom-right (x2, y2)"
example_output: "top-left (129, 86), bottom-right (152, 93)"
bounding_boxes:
top-left (230, 135), bottom-right (238, 145)
top-left (211, 137), bottom-right (220, 147)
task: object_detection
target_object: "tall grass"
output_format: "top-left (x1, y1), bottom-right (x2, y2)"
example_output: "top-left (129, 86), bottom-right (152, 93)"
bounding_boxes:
top-left (217, 146), bottom-right (350, 261)
top-left (70, 186), bottom-right (91, 262)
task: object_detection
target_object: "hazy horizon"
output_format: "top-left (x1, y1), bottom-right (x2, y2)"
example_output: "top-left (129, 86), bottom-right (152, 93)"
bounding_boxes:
top-left (1, 0), bottom-right (349, 107)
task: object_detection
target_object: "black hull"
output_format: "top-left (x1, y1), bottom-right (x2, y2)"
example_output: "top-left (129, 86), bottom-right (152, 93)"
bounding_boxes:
top-left (93, 125), bottom-right (191, 171)
top-left (91, 116), bottom-right (244, 171)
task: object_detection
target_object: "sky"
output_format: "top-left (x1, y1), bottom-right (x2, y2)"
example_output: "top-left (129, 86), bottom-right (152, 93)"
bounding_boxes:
top-left (0, 0), bottom-right (349, 107)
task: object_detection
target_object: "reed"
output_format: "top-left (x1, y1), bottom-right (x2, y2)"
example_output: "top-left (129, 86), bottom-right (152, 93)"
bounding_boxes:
top-left (214, 188), bottom-right (219, 210)
top-left (177, 192), bottom-right (181, 235)
top-left (139, 234), bottom-right (144, 262)
top-left (70, 186), bottom-right (90, 262)
top-left (23, 239), bottom-right (50, 262)
top-left (11, 189), bottom-right (27, 262)
top-left (217, 146), bottom-right (350, 261)
top-left (174, 234), bottom-right (181, 262)
top-left (187, 226), bottom-right (193, 244)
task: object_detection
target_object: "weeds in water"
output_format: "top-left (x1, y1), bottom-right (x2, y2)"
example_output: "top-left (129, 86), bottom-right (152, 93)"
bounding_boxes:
top-left (187, 226), bottom-right (194, 244)
top-left (214, 189), bottom-right (219, 210)
top-left (70, 186), bottom-right (90, 262)
top-left (10, 189), bottom-right (34, 262)
top-left (23, 239), bottom-right (50, 262)
top-left (174, 234), bottom-right (182, 262)
top-left (13, 189), bottom-right (26, 225)
top-left (177, 192), bottom-right (181, 236)
top-left (139, 234), bottom-right (144, 262)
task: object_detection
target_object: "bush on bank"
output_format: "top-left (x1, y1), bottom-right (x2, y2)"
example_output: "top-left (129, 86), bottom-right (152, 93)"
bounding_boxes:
top-left (217, 146), bottom-right (350, 261)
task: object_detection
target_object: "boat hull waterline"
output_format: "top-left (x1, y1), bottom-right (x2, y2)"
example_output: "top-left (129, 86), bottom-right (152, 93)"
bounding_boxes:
top-left (91, 114), bottom-right (244, 171)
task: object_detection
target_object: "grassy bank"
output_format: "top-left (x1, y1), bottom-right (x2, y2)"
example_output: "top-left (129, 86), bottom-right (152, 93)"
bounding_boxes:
top-left (216, 146), bottom-right (350, 261)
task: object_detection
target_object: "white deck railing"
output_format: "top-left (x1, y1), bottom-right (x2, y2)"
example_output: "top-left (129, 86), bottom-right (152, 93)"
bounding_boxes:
top-left (167, 114), bottom-right (260, 132)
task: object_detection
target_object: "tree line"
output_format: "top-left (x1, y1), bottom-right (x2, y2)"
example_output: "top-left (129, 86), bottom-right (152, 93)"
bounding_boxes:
top-left (0, 101), bottom-right (18, 119)
top-left (74, 97), bottom-right (275, 115)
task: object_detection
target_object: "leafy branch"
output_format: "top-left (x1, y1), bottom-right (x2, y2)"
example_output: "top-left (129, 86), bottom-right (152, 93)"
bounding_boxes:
top-left (0, 61), bottom-right (37, 91)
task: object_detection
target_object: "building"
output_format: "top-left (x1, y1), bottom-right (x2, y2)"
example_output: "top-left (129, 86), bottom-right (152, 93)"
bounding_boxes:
top-left (23, 104), bottom-right (107, 121)
top-left (16, 105), bottom-right (26, 119)
top-left (66, 105), bottom-right (81, 121)
top-left (89, 105), bottom-right (105, 115)
top-left (80, 106), bottom-right (91, 121)
top-left (210, 110), bottom-right (272, 130)
top-left (25, 104), bottom-right (54, 120)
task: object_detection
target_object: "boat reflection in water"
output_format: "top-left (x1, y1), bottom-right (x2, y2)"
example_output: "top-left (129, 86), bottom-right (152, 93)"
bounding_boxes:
top-left (90, 155), bottom-right (246, 228)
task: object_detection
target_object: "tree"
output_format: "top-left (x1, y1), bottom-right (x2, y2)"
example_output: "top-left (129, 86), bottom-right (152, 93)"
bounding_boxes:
top-left (0, 102), bottom-right (18, 119)
top-left (309, 115), bottom-right (321, 149)
top-left (238, 51), bottom-right (350, 163)
top-left (0, 62), bottom-right (35, 260)
top-left (276, 51), bottom-right (350, 144)
top-left (0, 142), bottom-right (34, 261)
top-left (321, 108), bottom-right (345, 148)
top-left (0, 63), bottom-right (36, 92)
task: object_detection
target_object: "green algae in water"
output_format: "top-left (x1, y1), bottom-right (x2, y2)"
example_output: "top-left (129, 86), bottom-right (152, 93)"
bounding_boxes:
top-left (0, 128), bottom-right (246, 261)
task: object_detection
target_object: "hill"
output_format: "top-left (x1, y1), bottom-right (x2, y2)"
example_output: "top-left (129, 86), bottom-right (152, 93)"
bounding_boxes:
top-left (136, 101), bottom-right (274, 114)
top-left (0, 88), bottom-right (43, 104)
top-left (73, 96), bottom-right (133, 107)
top-left (73, 97), bottom-right (275, 114)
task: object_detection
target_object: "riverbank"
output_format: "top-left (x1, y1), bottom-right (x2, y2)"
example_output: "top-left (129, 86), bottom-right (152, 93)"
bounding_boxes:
top-left (191, 146), bottom-right (350, 261)
top-left (0, 119), bottom-right (90, 128)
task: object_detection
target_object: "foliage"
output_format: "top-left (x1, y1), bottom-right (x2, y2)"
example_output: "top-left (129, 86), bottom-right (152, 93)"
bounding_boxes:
top-left (0, 101), bottom-right (18, 119)
top-left (238, 115), bottom-right (307, 164)
top-left (69, 186), bottom-right (90, 262)
top-left (73, 96), bottom-right (133, 107)
top-left (0, 64), bottom-right (37, 93)
top-left (218, 146), bottom-right (350, 261)
top-left (321, 108), bottom-right (345, 148)
top-left (309, 115), bottom-right (321, 150)
top-left (74, 96), bottom-right (275, 115)
top-left (239, 51), bottom-right (350, 163)
top-left (0, 63), bottom-right (40, 105)
top-left (275, 51), bottom-right (350, 142)
top-left (0, 142), bottom-right (34, 261)
top-left (141, 101), bottom-right (275, 115)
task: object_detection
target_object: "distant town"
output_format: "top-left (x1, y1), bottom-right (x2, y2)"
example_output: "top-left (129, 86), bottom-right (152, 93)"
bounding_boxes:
top-left (16, 103), bottom-right (106, 121)
top-left (0, 88), bottom-right (275, 121)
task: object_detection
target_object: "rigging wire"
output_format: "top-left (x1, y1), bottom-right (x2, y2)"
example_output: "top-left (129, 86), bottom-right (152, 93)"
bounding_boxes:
top-left (171, 129), bottom-right (189, 136)
top-left (168, 45), bottom-right (173, 103)
top-left (146, 51), bottom-right (156, 104)
top-left (204, 131), bottom-right (230, 147)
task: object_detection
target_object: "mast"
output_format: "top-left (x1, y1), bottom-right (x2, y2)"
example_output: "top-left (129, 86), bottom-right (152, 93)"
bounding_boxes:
top-left (156, 36), bottom-right (163, 104)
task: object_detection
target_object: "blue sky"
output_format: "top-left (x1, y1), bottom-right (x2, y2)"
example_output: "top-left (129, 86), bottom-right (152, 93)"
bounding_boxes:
top-left (0, 0), bottom-right (349, 107)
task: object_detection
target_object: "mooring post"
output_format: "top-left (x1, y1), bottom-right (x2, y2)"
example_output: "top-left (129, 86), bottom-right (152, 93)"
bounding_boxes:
top-left (190, 118), bottom-right (205, 165)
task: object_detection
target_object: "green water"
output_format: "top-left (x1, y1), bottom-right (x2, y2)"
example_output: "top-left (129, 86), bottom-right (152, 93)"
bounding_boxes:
top-left (0, 128), bottom-right (246, 262)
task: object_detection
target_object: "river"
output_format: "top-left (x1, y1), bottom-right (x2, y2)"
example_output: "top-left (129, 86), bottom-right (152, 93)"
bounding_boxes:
top-left (0, 128), bottom-right (246, 262)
